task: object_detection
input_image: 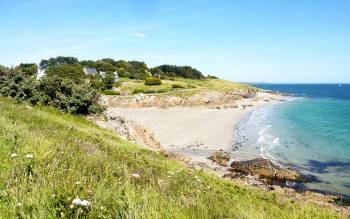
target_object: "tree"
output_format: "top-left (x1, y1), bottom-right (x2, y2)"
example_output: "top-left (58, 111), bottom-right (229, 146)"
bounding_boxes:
top-left (40, 56), bottom-right (79, 69)
top-left (0, 64), bottom-right (10, 75)
top-left (94, 61), bottom-right (115, 73)
top-left (157, 65), bottom-right (204, 79)
top-left (117, 67), bottom-right (129, 77)
top-left (17, 63), bottom-right (38, 77)
top-left (102, 72), bottom-right (116, 90)
top-left (80, 60), bottom-right (96, 68)
top-left (46, 64), bottom-right (84, 82)
top-left (100, 58), bottom-right (115, 66)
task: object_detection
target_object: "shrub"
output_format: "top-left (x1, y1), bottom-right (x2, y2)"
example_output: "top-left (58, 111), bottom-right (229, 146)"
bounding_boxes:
top-left (46, 64), bottom-right (84, 83)
top-left (157, 65), bottom-right (204, 79)
top-left (38, 76), bottom-right (104, 114)
top-left (132, 88), bottom-right (171, 94)
top-left (0, 70), bottom-right (103, 115)
top-left (101, 90), bottom-right (121, 95)
top-left (102, 72), bottom-right (115, 90)
top-left (172, 84), bottom-right (185, 89)
top-left (114, 81), bottom-right (121, 87)
top-left (144, 77), bottom-right (162, 86)
top-left (132, 88), bottom-right (145, 94)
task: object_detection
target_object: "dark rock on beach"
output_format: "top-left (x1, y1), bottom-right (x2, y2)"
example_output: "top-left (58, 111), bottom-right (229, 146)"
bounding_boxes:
top-left (209, 152), bottom-right (231, 167)
top-left (230, 158), bottom-right (301, 182)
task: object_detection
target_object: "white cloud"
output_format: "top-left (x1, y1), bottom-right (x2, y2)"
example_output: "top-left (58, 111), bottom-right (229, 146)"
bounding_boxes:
top-left (133, 32), bottom-right (147, 39)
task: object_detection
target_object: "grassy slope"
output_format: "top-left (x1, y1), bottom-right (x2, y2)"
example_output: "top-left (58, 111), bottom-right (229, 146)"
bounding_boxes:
top-left (116, 77), bottom-right (255, 96)
top-left (0, 97), bottom-right (341, 218)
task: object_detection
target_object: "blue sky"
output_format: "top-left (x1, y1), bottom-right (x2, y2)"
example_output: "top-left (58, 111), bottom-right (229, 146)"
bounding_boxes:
top-left (1, 0), bottom-right (349, 83)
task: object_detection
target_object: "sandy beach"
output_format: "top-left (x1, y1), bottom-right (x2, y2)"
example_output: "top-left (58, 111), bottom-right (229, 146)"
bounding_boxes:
top-left (104, 92), bottom-right (288, 170)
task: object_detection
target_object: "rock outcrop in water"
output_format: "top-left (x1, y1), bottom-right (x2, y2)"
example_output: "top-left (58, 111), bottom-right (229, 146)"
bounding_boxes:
top-left (230, 158), bottom-right (301, 182)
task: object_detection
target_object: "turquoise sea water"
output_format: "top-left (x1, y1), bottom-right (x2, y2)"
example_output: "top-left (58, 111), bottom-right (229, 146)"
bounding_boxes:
top-left (236, 84), bottom-right (350, 197)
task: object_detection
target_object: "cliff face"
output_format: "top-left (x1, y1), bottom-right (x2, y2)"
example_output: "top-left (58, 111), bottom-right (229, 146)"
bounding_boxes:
top-left (89, 110), bottom-right (164, 153)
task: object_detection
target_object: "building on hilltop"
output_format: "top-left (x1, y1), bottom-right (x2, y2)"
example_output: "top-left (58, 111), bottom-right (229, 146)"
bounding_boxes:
top-left (83, 67), bottom-right (98, 75)
top-left (153, 72), bottom-right (161, 78)
top-left (114, 70), bottom-right (119, 81)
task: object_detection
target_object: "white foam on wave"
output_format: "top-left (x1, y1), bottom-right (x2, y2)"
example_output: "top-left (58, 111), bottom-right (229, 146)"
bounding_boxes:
top-left (233, 98), bottom-right (293, 161)
top-left (247, 105), bottom-right (283, 161)
top-left (273, 137), bottom-right (280, 145)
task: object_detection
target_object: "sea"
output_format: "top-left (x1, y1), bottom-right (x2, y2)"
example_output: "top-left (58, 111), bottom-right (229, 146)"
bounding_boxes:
top-left (234, 84), bottom-right (350, 197)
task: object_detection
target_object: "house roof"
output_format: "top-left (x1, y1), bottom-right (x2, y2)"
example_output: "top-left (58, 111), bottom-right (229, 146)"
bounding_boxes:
top-left (83, 67), bottom-right (98, 75)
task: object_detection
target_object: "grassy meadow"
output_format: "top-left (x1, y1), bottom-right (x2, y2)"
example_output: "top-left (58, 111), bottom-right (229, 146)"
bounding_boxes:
top-left (0, 96), bottom-right (343, 218)
top-left (115, 77), bottom-right (255, 96)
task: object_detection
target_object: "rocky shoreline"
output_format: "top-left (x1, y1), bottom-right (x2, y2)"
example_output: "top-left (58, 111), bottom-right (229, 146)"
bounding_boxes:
top-left (91, 91), bottom-right (350, 214)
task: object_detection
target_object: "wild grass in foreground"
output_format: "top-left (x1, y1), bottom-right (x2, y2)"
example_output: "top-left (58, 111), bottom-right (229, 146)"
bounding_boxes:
top-left (0, 97), bottom-right (342, 218)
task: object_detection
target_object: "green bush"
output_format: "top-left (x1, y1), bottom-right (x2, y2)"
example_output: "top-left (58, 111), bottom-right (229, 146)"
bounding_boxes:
top-left (101, 90), bottom-right (121, 95)
top-left (172, 84), bottom-right (185, 89)
top-left (144, 77), bottom-right (162, 85)
top-left (132, 88), bottom-right (171, 94)
top-left (114, 81), bottom-right (121, 87)
top-left (132, 88), bottom-right (145, 94)
top-left (0, 70), bottom-right (103, 115)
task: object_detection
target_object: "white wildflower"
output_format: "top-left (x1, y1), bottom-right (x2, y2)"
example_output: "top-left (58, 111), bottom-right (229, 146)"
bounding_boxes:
top-left (207, 186), bottom-right (211, 190)
top-left (132, 173), bottom-right (140, 178)
top-left (16, 203), bottom-right (22, 208)
top-left (72, 198), bottom-right (82, 206)
top-left (25, 154), bottom-right (34, 159)
top-left (167, 171), bottom-right (175, 175)
top-left (80, 200), bottom-right (90, 207)
top-left (10, 153), bottom-right (18, 158)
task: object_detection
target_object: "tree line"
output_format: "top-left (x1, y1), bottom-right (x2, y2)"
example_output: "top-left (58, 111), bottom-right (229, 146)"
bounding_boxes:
top-left (0, 56), bottom-right (213, 115)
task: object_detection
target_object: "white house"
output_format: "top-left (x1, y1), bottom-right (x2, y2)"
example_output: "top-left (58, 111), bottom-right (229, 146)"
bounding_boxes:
top-left (36, 68), bottom-right (46, 79)
top-left (114, 70), bottom-right (119, 81)
top-left (154, 72), bottom-right (161, 78)
top-left (98, 70), bottom-right (119, 81)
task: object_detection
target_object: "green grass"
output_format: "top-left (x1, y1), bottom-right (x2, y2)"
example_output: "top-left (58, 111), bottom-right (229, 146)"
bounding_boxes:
top-left (101, 90), bottom-right (121, 95)
top-left (117, 77), bottom-right (256, 96)
top-left (0, 96), bottom-right (343, 218)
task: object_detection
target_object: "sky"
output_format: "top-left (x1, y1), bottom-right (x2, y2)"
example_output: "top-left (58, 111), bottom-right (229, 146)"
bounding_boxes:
top-left (1, 0), bottom-right (350, 83)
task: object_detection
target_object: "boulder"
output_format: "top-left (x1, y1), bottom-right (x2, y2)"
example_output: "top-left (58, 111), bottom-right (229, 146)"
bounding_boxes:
top-left (230, 158), bottom-right (301, 182)
top-left (209, 152), bottom-right (230, 167)
top-left (167, 153), bottom-right (191, 164)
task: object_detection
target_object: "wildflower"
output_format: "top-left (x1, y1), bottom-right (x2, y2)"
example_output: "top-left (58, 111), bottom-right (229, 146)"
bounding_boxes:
top-left (25, 154), bottom-right (34, 159)
top-left (132, 173), bottom-right (140, 178)
top-left (80, 200), bottom-right (90, 207)
top-left (207, 186), bottom-right (211, 190)
top-left (75, 181), bottom-right (81, 185)
top-left (10, 153), bottom-right (18, 158)
top-left (16, 203), bottom-right (22, 208)
top-left (72, 198), bottom-right (82, 205)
